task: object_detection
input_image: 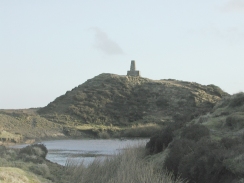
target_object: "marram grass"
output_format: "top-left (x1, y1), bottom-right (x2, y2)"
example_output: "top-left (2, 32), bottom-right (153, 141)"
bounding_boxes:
top-left (64, 145), bottom-right (186, 183)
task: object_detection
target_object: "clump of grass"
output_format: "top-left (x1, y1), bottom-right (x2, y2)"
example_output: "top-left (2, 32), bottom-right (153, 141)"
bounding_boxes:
top-left (64, 145), bottom-right (184, 183)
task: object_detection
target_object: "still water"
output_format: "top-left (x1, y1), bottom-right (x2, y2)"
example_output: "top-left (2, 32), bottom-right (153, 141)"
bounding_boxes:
top-left (14, 139), bottom-right (149, 166)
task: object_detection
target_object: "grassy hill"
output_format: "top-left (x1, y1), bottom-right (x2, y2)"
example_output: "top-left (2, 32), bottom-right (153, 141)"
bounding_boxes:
top-left (0, 109), bottom-right (64, 144)
top-left (1, 73), bottom-right (228, 141)
top-left (37, 73), bottom-right (227, 137)
top-left (3, 73), bottom-right (244, 182)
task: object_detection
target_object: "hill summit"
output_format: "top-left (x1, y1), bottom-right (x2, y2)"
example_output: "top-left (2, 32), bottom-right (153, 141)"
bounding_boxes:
top-left (38, 73), bottom-right (228, 127)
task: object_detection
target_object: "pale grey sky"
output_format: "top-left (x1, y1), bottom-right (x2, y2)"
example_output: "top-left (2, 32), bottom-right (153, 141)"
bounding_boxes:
top-left (0, 0), bottom-right (244, 109)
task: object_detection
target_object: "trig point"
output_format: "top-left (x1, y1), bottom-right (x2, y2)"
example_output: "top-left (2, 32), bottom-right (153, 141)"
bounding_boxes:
top-left (127, 60), bottom-right (141, 77)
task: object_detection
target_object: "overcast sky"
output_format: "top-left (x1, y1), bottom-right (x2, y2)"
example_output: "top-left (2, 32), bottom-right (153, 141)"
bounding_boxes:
top-left (1, 0), bottom-right (244, 109)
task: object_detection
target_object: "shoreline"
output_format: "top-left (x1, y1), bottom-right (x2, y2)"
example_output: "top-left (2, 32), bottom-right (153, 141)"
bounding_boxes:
top-left (4, 135), bottom-right (150, 148)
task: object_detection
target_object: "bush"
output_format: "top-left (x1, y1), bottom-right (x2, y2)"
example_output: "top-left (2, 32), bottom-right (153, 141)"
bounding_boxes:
top-left (213, 97), bottom-right (230, 110)
top-left (18, 144), bottom-right (49, 166)
top-left (207, 84), bottom-right (227, 97)
top-left (229, 92), bottom-right (244, 107)
top-left (181, 124), bottom-right (210, 142)
top-left (156, 96), bottom-right (169, 108)
top-left (164, 137), bottom-right (243, 183)
top-left (225, 112), bottom-right (244, 130)
top-left (19, 143), bottom-right (48, 159)
top-left (178, 138), bottom-right (233, 183)
top-left (0, 145), bottom-right (7, 156)
top-left (173, 113), bottom-right (192, 123)
top-left (146, 128), bottom-right (174, 154)
top-left (30, 163), bottom-right (50, 177)
top-left (98, 131), bottom-right (110, 139)
top-left (164, 139), bottom-right (196, 176)
top-left (220, 137), bottom-right (242, 149)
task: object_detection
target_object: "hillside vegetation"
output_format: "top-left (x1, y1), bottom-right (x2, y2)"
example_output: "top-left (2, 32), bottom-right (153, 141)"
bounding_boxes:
top-left (0, 143), bottom-right (183, 183)
top-left (2, 73), bottom-right (244, 182)
top-left (146, 92), bottom-right (244, 183)
top-left (0, 109), bottom-right (64, 144)
top-left (0, 73), bottom-right (227, 141)
top-left (37, 73), bottom-right (227, 137)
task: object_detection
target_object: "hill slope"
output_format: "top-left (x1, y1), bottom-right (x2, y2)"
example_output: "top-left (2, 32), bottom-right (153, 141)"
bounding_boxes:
top-left (0, 109), bottom-right (64, 144)
top-left (146, 92), bottom-right (244, 183)
top-left (38, 73), bottom-right (228, 127)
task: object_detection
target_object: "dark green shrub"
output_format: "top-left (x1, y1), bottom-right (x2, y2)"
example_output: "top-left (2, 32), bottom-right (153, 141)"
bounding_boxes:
top-left (73, 92), bottom-right (87, 101)
top-left (207, 84), bottom-right (227, 97)
top-left (30, 163), bottom-right (50, 177)
top-left (178, 138), bottom-right (235, 183)
top-left (0, 145), bottom-right (7, 156)
top-left (229, 92), bottom-right (244, 107)
top-left (156, 96), bottom-right (169, 108)
top-left (213, 97), bottom-right (230, 109)
top-left (220, 137), bottom-right (242, 149)
top-left (173, 112), bottom-right (192, 123)
top-left (181, 124), bottom-right (210, 142)
top-left (19, 143), bottom-right (48, 159)
top-left (164, 139), bottom-right (196, 176)
top-left (225, 112), bottom-right (244, 129)
top-left (163, 137), bottom-right (244, 183)
top-left (146, 128), bottom-right (174, 154)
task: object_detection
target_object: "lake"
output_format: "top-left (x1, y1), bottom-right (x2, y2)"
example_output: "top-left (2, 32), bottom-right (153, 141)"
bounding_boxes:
top-left (13, 139), bottom-right (149, 166)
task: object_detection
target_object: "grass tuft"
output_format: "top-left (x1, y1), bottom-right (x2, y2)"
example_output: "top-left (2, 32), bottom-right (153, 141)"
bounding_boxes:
top-left (64, 145), bottom-right (185, 183)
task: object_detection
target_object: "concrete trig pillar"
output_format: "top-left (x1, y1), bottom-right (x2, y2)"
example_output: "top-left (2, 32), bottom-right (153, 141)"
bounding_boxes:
top-left (127, 60), bottom-right (141, 77)
top-left (130, 60), bottom-right (136, 71)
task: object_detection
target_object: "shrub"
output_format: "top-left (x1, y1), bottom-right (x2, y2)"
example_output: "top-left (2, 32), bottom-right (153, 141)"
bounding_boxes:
top-left (156, 96), bottom-right (169, 108)
top-left (6, 149), bottom-right (17, 160)
top-left (30, 163), bottom-right (50, 177)
top-left (173, 113), bottom-right (191, 123)
top-left (207, 84), bottom-right (227, 97)
top-left (197, 113), bottom-right (210, 123)
top-left (178, 138), bottom-right (236, 183)
top-left (229, 92), bottom-right (244, 107)
top-left (225, 112), bottom-right (244, 130)
top-left (213, 97), bottom-right (230, 110)
top-left (0, 145), bottom-right (7, 157)
top-left (146, 128), bottom-right (174, 154)
top-left (220, 137), bottom-right (242, 149)
top-left (164, 139), bottom-right (196, 176)
top-left (164, 137), bottom-right (243, 183)
top-left (98, 131), bottom-right (110, 139)
top-left (19, 143), bottom-right (48, 159)
top-left (181, 124), bottom-right (210, 142)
